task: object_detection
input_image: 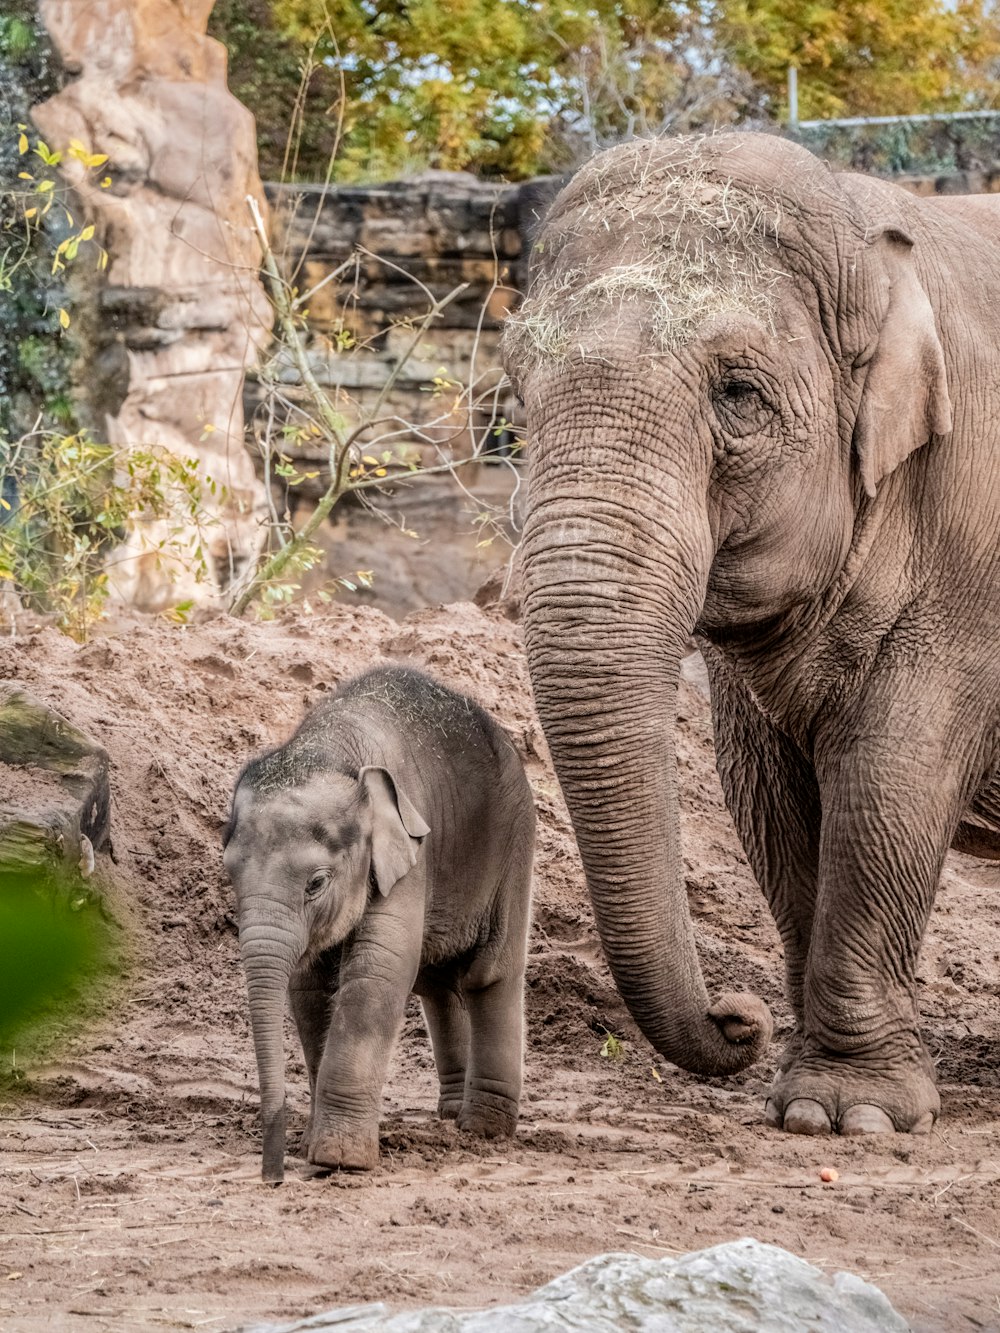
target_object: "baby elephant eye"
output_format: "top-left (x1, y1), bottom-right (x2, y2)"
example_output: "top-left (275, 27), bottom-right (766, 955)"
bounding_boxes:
top-left (305, 869), bottom-right (330, 898)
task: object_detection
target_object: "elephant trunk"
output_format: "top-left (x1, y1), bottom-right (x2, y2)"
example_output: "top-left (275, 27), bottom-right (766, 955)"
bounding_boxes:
top-left (522, 498), bottom-right (772, 1077)
top-left (240, 920), bottom-right (297, 1184)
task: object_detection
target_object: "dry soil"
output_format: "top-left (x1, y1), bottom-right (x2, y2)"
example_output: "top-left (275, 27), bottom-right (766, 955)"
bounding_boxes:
top-left (2, 599), bottom-right (1000, 1332)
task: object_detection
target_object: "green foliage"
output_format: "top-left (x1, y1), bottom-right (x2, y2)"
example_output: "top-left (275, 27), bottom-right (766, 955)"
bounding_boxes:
top-left (0, 4), bottom-right (72, 439)
top-left (797, 115), bottom-right (1000, 176)
top-left (719, 0), bottom-right (1000, 122)
top-left (0, 864), bottom-right (111, 1053)
top-left (599, 1030), bottom-right (626, 1062)
top-left (219, 0), bottom-right (751, 181)
top-left (0, 431), bottom-right (214, 638)
top-left (0, 124), bottom-right (209, 640)
top-left (213, 1), bottom-right (1000, 181)
top-left (208, 0), bottom-right (345, 180)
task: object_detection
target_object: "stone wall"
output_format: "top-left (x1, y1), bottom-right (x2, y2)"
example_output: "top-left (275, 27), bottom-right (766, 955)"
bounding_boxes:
top-left (250, 173), bottom-right (560, 495)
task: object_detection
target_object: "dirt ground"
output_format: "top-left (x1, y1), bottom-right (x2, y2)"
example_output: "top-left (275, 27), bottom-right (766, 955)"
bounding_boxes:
top-left (2, 597), bottom-right (1000, 1332)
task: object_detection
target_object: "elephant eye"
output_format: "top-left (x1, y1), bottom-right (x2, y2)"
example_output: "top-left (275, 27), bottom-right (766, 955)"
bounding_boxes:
top-left (305, 869), bottom-right (330, 898)
top-left (712, 376), bottom-right (776, 437)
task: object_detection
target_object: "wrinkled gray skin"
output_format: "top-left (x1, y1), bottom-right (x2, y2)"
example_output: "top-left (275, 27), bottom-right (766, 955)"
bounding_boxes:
top-left (223, 666), bottom-right (535, 1180)
top-left (503, 132), bottom-right (1000, 1138)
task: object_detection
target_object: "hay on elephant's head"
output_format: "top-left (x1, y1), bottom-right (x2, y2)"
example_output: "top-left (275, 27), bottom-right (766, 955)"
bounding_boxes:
top-left (503, 144), bottom-right (783, 370)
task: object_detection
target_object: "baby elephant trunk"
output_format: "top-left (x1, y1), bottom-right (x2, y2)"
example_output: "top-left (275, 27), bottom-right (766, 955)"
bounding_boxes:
top-left (241, 934), bottom-right (294, 1184)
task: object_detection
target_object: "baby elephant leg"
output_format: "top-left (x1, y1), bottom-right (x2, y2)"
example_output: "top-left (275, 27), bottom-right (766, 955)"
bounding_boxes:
top-left (421, 983), bottom-right (470, 1121)
top-left (310, 890), bottom-right (423, 1171)
top-left (459, 964), bottom-right (524, 1139)
top-left (289, 946), bottom-right (341, 1153)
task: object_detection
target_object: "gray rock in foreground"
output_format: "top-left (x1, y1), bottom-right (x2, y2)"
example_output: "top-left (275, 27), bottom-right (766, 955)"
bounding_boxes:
top-left (243, 1238), bottom-right (909, 1332)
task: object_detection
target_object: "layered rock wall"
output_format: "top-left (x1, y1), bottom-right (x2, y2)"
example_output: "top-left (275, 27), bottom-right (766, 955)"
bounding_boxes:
top-left (33, 0), bottom-right (271, 610)
top-left (252, 174), bottom-right (553, 493)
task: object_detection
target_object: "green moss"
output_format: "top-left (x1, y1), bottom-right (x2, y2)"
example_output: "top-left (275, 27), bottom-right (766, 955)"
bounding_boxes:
top-left (0, 17), bottom-right (37, 61)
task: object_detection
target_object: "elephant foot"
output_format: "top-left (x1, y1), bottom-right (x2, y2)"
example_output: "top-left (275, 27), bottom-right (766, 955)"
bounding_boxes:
top-left (309, 1123), bottom-right (380, 1171)
top-left (457, 1093), bottom-right (518, 1140)
top-left (765, 1035), bottom-right (939, 1136)
top-left (438, 1097), bottom-right (463, 1122)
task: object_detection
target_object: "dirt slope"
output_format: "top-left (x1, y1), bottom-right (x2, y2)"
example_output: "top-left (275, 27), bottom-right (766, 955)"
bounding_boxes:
top-left (1, 601), bottom-right (999, 1332)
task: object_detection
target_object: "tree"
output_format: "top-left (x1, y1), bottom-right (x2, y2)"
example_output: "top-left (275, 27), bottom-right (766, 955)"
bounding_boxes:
top-left (208, 0), bottom-right (345, 180)
top-left (251, 0), bottom-right (756, 179)
top-left (271, 0), bottom-right (552, 179)
top-left (214, 0), bottom-right (1000, 182)
top-left (718, 0), bottom-right (1000, 122)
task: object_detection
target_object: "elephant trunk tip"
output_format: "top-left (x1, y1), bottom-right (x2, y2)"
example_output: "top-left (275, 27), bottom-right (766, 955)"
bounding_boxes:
top-left (705, 990), bottom-right (774, 1072)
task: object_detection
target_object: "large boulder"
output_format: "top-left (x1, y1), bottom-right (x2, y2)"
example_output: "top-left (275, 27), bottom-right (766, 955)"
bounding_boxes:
top-left (242, 1240), bottom-right (908, 1333)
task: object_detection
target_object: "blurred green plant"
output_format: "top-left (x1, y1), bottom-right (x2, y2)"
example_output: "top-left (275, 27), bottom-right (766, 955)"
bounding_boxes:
top-left (0, 865), bottom-right (111, 1057)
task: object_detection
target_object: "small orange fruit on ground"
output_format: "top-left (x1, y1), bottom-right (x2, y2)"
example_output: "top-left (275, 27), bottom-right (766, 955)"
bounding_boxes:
top-left (819, 1167), bottom-right (839, 1183)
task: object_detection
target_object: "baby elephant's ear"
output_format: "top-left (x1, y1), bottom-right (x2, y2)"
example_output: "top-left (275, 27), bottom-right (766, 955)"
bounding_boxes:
top-left (359, 766), bottom-right (430, 897)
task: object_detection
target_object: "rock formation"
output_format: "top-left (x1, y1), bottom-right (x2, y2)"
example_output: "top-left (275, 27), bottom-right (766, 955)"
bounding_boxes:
top-left (244, 1241), bottom-right (908, 1332)
top-left (32, 0), bottom-right (271, 609)
top-left (0, 682), bottom-right (109, 875)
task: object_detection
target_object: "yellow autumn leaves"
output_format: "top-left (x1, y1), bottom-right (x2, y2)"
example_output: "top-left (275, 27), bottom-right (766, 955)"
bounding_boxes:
top-left (13, 128), bottom-right (111, 330)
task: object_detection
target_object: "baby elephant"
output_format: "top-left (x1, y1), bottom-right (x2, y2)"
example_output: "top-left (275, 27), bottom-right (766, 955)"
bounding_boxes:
top-left (223, 665), bottom-right (535, 1182)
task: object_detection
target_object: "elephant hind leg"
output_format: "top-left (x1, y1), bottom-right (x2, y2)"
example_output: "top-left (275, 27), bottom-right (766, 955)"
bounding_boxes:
top-left (457, 967), bottom-right (523, 1139)
top-left (419, 979), bottom-right (470, 1120)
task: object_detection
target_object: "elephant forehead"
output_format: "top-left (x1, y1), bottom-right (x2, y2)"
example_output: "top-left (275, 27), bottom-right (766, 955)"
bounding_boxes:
top-left (504, 171), bottom-right (782, 371)
top-left (230, 774), bottom-right (363, 851)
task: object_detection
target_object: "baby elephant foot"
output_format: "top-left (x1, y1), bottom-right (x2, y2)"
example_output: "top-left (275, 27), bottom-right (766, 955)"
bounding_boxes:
top-left (765, 1037), bottom-right (939, 1137)
top-left (309, 1122), bottom-right (380, 1171)
top-left (438, 1096), bottom-right (463, 1122)
top-left (457, 1092), bottom-right (518, 1140)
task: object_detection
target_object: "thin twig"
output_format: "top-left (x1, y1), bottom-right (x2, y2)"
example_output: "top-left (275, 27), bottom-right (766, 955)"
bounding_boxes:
top-left (230, 196), bottom-right (470, 616)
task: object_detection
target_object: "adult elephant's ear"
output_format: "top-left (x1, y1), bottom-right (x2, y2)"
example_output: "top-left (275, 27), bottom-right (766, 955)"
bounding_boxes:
top-left (360, 766), bottom-right (430, 896)
top-left (854, 228), bottom-right (952, 499)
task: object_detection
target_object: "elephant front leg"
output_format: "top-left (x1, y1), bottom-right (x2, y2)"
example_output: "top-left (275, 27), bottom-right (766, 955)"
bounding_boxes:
top-left (767, 715), bottom-right (964, 1136)
top-left (310, 894), bottom-right (423, 1171)
top-left (705, 647), bottom-right (822, 1031)
top-left (288, 946), bottom-right (341, 1155)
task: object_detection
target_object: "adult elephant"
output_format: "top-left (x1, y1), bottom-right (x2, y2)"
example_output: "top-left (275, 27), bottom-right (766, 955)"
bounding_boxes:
top-left (503, 133), bottom-right (1000, 1137)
